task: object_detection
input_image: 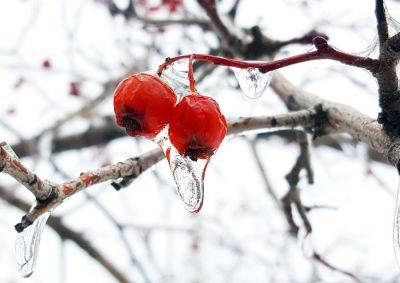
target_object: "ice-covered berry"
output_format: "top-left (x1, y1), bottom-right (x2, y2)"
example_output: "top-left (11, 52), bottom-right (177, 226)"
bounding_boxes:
top-left (114, 73), bottom-right (177, 139)
top-left (168, 94), bottom-right (227, 160)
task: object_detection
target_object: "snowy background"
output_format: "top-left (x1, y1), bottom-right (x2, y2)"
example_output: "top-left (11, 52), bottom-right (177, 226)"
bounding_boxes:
top-left (1, 0), bottom-right (400, 282)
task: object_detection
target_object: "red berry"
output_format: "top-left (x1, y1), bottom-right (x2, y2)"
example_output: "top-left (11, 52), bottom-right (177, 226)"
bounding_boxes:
top-left (42, 59), bottom-right (51, 69)
top-left (114, 73), bottom-right (177, 139)
top-left (162, 0), bottom-right (182, 12)
top-left (69, 82), bottom-right (80, 96)
top-left (168, 94), bottom-right (227, 160)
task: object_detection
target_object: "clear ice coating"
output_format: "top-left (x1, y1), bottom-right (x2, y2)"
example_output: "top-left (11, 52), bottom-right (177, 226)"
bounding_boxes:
top-left (1, 142), bottom-right (18, 159)
top-left (232, 67), bottom-right (273, 99)
top-left (387, 13), bottom-right (400, 36)
top-left (160, 59), bottom-right (191, 99)
top-left (394, 181), bottom-right (400, 267)
top-left (167, 146), bottom-right (208, 212)
top-left (15, 211), bottom-right (50, 277)
top-left (155, 129), bottom-right (208, 212)
top-left (357, 36), bottom-right (379, 58)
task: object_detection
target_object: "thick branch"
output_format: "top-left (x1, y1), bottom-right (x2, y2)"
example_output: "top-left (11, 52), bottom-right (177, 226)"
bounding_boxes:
top-left (7, 111), bottom-right (316, 231)
top-left (376, 0), bottom-right (389, 49)
top-left (196, 0), bottom-right (242, 51)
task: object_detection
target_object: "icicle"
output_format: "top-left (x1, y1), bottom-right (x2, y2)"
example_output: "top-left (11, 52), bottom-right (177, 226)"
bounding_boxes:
top-left (154, 129), bottom-right (208, 212)
top-left (15, 210), bottom-right (50, 277)
top-left (232, 67), bottom-right (273, 99)
top-left (167, 146), bottom-right (208, 212)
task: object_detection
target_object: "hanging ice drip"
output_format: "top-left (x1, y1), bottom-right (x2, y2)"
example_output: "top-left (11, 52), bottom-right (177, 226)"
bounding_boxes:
top-left (155, 132), bottom-right (209, 212)
top-left (231, 66), bottom-right (273, 98)
top-left (15, 210), bottom-right (50, 277)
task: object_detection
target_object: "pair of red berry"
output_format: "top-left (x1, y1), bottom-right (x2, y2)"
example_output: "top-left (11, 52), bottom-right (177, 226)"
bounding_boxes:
top-left (113, 73), bottom-right (227, 161)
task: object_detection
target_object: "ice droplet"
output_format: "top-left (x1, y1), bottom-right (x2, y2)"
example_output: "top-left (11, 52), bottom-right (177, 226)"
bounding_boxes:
top-left (15, 211), bottom-right (50, 277)
top-left (393, 179), bottom-right (400, 267)
top-left (155, 129), bottom-right (208, 212)
top-left (232, 67), bottom-right (273, 99)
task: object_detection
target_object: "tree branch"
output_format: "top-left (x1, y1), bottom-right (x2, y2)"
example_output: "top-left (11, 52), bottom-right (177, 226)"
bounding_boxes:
top-left (0, 142), bottom-right (56, 202)
top-left (270, 72), bottom-right (400, 167)
top-left (376, 0), bottom-right (389, 49)
top-left (157, 41), bottom-right (380, 77)
top-left (3, 111), bottom-right (317, 232)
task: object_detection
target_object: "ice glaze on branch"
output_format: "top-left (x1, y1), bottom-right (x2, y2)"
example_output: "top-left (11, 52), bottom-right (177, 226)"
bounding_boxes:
top-left (3, 111), bottom-right (317, 232)
top-left (0, 142), bottom-right (56, 202)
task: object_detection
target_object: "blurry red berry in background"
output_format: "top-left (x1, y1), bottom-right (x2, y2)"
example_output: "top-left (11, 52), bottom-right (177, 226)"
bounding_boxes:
top-left (168, 94), bottom-right (227, 161)
top-left (114, 73), bottom-right (177, 139)
top-left (145, 0), bottom-right (182, 13)
top-left (69, 82), bottom-right (80, 96)
top-left (163, 0), bottom-right (182, 12)
top-left (42, 59), bottom-right (51, 69)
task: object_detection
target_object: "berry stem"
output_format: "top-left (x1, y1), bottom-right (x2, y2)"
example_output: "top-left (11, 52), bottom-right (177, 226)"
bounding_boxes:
top-left (157, 37), bottom-right (379, 76)
top-left (188, 55), bottom-right (197, 92)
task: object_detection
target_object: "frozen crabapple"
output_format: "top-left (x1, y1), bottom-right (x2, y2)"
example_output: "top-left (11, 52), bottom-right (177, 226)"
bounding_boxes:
top-left (113, 73), bottom-right (177, 139)
top-left (168, 94), bottom-right (227, 161)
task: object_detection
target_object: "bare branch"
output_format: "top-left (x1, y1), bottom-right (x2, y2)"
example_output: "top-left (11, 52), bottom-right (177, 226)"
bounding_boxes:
top-left (286, 131), bottom-right (314, 187)
top-left (312, 252), bottom-right (362, 283)
top-left (136, 16), bottom-right (210, 29)
top-left (270, 72), bottom-right (400, 167)
top-left (5, 111), bottom-right (316, 231)
top-left (228, 109), bottom-right (316, 135)
top-left (196, 0), bottom-right (243, 53)
top-left (14, 148), bottom-right (164, 232)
